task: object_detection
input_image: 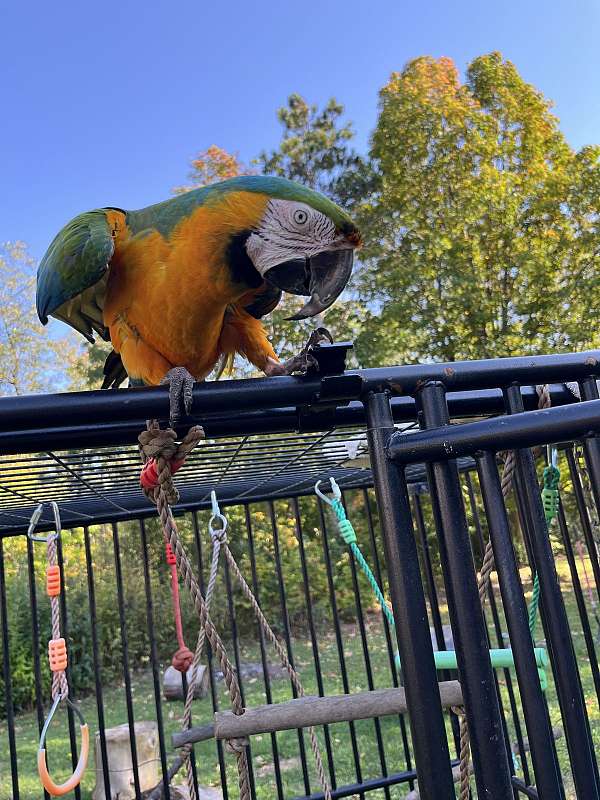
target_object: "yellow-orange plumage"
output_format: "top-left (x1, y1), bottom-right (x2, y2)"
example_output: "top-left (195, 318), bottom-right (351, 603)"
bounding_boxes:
top-left (103, 192), bottom-right (277, 384)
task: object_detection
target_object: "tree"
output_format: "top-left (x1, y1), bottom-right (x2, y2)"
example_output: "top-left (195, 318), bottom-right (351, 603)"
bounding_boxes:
top-left (172, 145), bottom-right (251, 194)
top-left (68, 339), bottom-right (114, 390)
top-left (256, 93), bottom-right (370, 206)
top-left (0, 242), bottom-right (76, 395)
top-left (256, 94), bottom-right (371, 364)
top-left (355, 53), bottom-right (600, 367)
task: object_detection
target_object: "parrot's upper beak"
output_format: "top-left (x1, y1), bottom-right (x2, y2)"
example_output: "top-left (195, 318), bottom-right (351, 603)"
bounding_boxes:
top-left (264, 248), bottom-right (354, 320)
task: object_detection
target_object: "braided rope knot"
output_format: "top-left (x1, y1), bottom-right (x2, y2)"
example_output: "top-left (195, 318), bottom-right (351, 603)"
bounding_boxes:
top-left (331, 499), bottom-right (357, 544)
top-left (172, 645), bottom-right (195, 673)
top-left (226, 736), bottom-right (250, 755)
top-left (139, 422), bottom-right (205, 504)
top-left (211, 527), bottom-right (228, 544)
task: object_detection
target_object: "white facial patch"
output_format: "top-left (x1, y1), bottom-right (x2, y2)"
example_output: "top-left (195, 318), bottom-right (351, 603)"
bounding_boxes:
top-left (246, 199), bottom-right (345, 276)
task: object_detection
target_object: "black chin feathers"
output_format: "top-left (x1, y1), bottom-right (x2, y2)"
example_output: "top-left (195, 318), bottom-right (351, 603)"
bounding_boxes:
top-left (226, 230), bottom-right (263, 288)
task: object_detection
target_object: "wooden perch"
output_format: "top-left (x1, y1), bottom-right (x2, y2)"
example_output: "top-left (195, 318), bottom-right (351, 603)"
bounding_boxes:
top-left (172, 680), bottom-right (462, 748)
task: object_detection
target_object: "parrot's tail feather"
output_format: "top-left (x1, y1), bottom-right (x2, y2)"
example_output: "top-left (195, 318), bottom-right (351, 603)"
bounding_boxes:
top-left (214, 352), bottom-right (235, 380)
top-left (102, 350), bottom-right (129, 389)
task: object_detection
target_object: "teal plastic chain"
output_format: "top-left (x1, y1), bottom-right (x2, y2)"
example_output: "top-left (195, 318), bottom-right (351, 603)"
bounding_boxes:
top-left (528, 462), bottom-right (560, 640)
top-left (315, 479), bottom-right (396, 631)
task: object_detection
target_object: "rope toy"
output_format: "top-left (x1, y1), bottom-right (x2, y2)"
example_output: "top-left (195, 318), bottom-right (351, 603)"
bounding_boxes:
top-left (141, 430), bottom-right (333, 800)
top-left (140, 420), bottom-right (252, 800)
top-left (28, 502), bottom-right (89, 797)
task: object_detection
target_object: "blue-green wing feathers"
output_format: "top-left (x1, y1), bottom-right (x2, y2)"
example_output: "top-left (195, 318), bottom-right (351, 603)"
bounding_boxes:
top-left (36, 210), bottom-right (116, 340)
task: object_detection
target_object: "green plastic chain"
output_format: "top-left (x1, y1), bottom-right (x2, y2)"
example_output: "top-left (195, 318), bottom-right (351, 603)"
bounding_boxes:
top-left (315, 478), bottom-right (396, 631)
top-left (528, 462), bottom-right (560, 640)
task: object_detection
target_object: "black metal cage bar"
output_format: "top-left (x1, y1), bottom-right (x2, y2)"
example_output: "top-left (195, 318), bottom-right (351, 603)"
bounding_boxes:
top-left (0, 348), bottom-right (599, 800)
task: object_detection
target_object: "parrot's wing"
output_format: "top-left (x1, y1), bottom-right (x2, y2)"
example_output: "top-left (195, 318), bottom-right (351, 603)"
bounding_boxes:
top-left (36, 209), bottom-right (118, 342)
top-left (243, 282), bottom-right (283, 319)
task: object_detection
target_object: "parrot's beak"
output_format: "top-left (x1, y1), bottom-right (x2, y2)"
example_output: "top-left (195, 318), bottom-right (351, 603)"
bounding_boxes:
top-left (265, 248), bottom-right (354, 320)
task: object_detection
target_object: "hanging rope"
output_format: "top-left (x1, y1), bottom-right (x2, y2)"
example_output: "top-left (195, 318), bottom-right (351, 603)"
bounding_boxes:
top-left (141, 424), bottom-right (331, 800)
top-left (165, 539), bottom-right (194, 673)
top-left (217, 525), bottom-right (332, 800)
top-left (140, 422), bottom-right (251, 800)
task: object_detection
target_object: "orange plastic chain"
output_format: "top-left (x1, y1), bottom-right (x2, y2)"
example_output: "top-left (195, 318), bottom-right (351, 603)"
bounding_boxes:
top-left (28, 502), bottom-right (89, 797)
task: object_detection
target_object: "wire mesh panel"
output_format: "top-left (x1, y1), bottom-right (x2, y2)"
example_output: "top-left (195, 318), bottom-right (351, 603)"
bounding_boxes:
top-left (0, 352), bottom-right (599, 800)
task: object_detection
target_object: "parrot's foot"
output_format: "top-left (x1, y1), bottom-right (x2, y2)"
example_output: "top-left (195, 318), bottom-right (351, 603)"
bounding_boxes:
top-left (265, 327), bottom-right (333, 376)
top-left (160, 367), bottom-right (195, 426)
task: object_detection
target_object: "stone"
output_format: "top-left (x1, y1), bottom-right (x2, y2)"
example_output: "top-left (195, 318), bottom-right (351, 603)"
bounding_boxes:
top-left (163, 663), bottom-right (209, 701)
top-left (92, 720), bottom-right (159, 800)
top-left (431, 624), bottom-right (454, 651)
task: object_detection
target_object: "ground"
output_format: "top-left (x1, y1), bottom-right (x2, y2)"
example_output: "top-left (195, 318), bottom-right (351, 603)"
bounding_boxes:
top-left (1, 562), bottom-right (598, 799)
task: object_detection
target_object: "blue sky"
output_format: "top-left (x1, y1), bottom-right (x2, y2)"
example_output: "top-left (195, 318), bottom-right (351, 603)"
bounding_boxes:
top-left (2, 0), bottom-right (599, 260)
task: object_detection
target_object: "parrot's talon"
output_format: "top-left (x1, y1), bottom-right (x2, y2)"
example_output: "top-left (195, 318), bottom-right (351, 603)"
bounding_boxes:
top-left (265, 328), bottom-right (334, 377)
top-left (161, 367), bottom-right (195, 426)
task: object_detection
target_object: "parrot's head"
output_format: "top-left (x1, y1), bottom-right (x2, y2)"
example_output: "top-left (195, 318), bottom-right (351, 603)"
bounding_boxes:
top-left (234, 177), bottom-right (362, 319)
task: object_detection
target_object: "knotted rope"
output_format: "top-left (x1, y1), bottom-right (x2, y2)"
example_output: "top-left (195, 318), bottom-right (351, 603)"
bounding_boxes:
top-left (140, 422), bottom-right (251, 800)
top-left (219, 538), bottom-right (332, 800)
top-left (141, 424), bottom-right (331, 800)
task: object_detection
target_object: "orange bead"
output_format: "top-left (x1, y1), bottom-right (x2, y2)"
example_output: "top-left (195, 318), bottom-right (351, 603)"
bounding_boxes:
top-left (48, 638), bottom-right (67, 672)
top-left (46, 565), bottom-right (61, 597)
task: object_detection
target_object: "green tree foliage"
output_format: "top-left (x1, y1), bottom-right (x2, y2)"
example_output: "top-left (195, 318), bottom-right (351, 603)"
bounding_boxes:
top-left (68, 339), bottom-right (115, 390)
top-left (0, 242), bottom-right (76, 395)
top-left (256, 93), bottom-right (369, 204)
top-left (354, 53), bottom-right (600, 367)
top-left (256, 94), bottom-right (370, 363)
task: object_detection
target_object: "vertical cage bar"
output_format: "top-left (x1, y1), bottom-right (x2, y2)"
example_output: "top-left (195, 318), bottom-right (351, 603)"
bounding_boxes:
top-left (339, 489), bottom-right (391, 799)
top-left (364, 390), bottom-right (455, 800)
top-left (504, 384), bottom-right (599, 797)
top-left (476, 450), bottom-right (563, 798)
top-left (111, 522), bottom-right (142, 798)
top-left (0, 537), bottom-right (20, 800)
top-left (458, 473), bottom-right (517, 796)
top-left (555, 501), bottom-right (600, 704)
top-left (361, 487), bottom-right (414, 780)
top-left (192, 511), bottom-right (231, 800)
top-left (84, 525), bottom-right (113, 800)
top-left (243, 503), bottom-right (283, 800)
top-left (268, 500), bottom-right (312, 796)
top-left (316, 497), bottom-right (364, 795)
top-left (565, 446), bottom-right (600, 603)
top-left (139, 519), bottom-right (172, 800)
top-left (292, 496), bottom-right (337, 790)
top-left (221, 544), bottom-right (257, 800)
top-left (464, 472), bottom-right (532, 787)
top-left (412, 489), bottom-right (462, 759)
top-left (418, 382), bottom-right (513, 798)
top-left (243, 503), bottom-right (283, 799)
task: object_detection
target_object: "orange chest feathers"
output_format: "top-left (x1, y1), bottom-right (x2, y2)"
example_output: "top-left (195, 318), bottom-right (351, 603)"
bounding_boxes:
top-left (103, 193), bottom-right (269, 380)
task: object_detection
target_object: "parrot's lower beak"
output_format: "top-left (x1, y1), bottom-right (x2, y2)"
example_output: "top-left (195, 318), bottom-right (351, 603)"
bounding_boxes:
top-left (264, 249), bottom-right (354, 320)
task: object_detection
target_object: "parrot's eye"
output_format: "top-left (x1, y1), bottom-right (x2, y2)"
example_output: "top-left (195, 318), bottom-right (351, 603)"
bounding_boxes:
top-left (293, 209), bottom-right (309, 225)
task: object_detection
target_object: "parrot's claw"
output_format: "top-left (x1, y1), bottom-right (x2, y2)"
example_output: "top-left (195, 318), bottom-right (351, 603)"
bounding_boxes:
top-left (160, 367), bottom-right (195, 426)
top-left (265, 327), bottom-right (334, 377)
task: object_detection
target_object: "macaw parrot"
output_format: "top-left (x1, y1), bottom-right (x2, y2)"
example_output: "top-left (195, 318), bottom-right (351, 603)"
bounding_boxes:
top-left (36, 176), bottom-right (361, 421)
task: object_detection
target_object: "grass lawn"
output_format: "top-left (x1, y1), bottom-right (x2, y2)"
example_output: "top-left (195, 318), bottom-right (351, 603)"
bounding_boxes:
top-left (1, 560), bottom-right (598, 799)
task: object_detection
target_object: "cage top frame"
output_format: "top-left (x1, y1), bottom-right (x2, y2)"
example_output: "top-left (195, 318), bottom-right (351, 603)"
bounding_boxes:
top-left (0, 345), bottom-right (597, 536)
